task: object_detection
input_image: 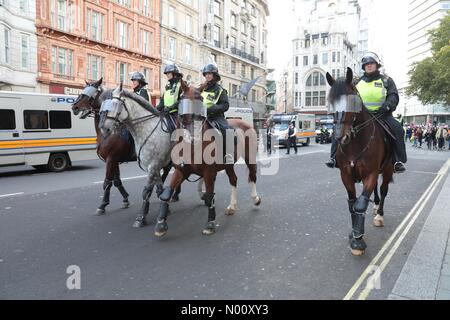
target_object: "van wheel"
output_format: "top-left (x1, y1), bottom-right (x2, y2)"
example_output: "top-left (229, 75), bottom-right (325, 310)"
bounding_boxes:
top-left (302, 138), bottom-right (310, 146)
top-left (48, 153), bottom-right (70, 172)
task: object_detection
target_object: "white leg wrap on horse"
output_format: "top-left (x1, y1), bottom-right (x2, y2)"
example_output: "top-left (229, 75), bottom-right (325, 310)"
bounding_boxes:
top-left (197, 178), bottom-right (205, 198)
top-left (229, 186), bottom-right (237, 209)
top-left (251, 183), bottom-right (258, 199)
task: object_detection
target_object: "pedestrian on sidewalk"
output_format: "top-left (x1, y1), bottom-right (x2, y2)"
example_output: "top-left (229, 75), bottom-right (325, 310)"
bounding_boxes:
top-left (266, 121), bottom-right (274, 155)
top-left (285, 122), bottom-right (297, 155)
top-left (425, 129), bottom-right (433, 150)
top-left (417, 127), bottom-right (423, 148)
top-left (437, 125), bottom-right (448, 151)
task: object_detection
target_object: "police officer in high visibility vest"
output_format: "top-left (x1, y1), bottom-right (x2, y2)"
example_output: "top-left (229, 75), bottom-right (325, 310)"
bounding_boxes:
top-left (325, 52), bottom-right (407, 173)
top-left (157, 64), bottom-right (184, 132)
top-left (200, 63), bottom-right (234, 165)
top-left (131, 72), bottom-right (150, 101)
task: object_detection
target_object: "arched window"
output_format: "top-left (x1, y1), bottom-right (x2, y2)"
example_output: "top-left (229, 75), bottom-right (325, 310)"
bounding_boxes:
top-left (306, 71), bottom-right (326, 87)
top-left (305, 71), bottom-right (327, 107)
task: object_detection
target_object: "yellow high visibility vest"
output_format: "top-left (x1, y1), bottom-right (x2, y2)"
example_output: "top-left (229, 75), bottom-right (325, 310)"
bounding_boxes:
top-left (163, 81), bottom-right (181, 113)
top-left (201, 87), bottom-right (223, 108)
top-left (356, 78), bottom-right (387, 112)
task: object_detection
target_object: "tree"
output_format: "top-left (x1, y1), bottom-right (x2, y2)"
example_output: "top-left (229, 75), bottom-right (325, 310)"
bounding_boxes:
top-left (406, 12), bottom-right (450, 107)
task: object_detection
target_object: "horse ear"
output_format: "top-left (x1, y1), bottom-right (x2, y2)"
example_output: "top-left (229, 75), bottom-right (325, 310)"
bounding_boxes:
top-left (85, 80), bottom-right (90, 86)
top-left (326, 72), bottom-right (335, 86)
top-left (98, 77), bottom-right (103, 86)
top-left (346, 67), bottom-right (353, 84)
top-left (119, 81), bottom-right (123, 92)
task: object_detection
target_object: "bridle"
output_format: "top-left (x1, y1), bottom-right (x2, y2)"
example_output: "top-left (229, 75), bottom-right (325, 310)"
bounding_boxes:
top-left (74, 84), bottom-right (103, 117)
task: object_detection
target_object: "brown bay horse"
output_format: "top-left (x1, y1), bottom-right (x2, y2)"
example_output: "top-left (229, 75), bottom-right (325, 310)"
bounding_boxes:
top-left (154, 83), bottom-right (262, 237)
top-left (326, 68), bottom-right (394, 256)
top-left (72, 78), bottom-right (180, 217)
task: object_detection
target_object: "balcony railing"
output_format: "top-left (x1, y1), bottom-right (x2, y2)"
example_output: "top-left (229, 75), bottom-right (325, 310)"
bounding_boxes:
top-left (230, 48), bottom-right (260, 64)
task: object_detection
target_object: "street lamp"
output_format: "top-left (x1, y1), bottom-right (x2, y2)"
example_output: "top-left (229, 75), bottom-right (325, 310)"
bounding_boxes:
top-left (284, 72), bottom-right (288, 114)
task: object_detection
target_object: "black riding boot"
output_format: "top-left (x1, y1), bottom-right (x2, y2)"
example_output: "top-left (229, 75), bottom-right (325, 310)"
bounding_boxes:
top-left (325, 138), bottom-right (338, 168)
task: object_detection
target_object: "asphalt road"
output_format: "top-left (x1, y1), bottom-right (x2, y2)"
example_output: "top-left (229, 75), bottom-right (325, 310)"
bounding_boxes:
top-left (1, 143), bottom-right (449, 299)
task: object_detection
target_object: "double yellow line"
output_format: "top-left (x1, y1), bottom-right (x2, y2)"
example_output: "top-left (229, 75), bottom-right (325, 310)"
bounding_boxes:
top-left (344, 158), bottom-right (450, 300)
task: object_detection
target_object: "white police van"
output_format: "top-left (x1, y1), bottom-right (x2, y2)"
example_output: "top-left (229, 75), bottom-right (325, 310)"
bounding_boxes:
top-left (0, 91), bottom-right (97, 172)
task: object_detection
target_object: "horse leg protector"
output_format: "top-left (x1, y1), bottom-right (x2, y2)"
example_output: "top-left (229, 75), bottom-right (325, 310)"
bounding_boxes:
top-left (203, 193), bottom-right (215, 209)
top-left (142, 185), bottom-right (153, 201)
top-left (101, 179), bottom-right (113, 205)
top-left (114, 178), bottom-right (129, 200)
top-left (354, 195), bottom-right (370, 214)
top-left (352, 212), bottom-right (366, 239)
top-left (159, 187), bottom-right (174, 202)
top-left (158, 201), bottom-right (170, 221)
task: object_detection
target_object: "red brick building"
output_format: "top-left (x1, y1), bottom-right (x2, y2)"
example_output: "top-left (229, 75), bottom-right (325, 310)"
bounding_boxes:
top-left (35, 0), bottom-right (161, 104)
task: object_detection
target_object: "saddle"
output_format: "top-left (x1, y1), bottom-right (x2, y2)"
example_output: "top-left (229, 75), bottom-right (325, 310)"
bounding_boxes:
top-left (119, 128), bottom-right (137, 162)
top-left (162, 113), bottom-right (179, 133)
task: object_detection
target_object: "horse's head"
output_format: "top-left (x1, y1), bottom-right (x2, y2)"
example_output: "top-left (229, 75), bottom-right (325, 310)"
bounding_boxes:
top-left (72, 78), bottom-right (103, 118)
top-left (175, 83), bottom-right (205, 143)
top-left (99, 82), bottom-right (129, 137)
top-left (326, 67), bottom-right (363, 146)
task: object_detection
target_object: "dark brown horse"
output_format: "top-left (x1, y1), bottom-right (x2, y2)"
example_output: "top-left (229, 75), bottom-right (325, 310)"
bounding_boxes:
top-left (154, 83), bottom-right (262, 237)
top-left (71, 78), bottom-right (180, 217)
top-left (326, 68), bottom-right (394, 256)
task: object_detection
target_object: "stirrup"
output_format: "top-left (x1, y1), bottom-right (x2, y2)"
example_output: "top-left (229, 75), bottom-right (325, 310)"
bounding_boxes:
top-left (224, 154), bottom-right (234, 165)
top-left (325, 158), bottom-right (336, 168)
top-left (394, 162), bottom-right (406, 173)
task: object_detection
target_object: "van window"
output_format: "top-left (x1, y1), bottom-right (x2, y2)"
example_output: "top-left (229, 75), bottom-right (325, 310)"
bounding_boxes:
top-left (50, 111), bottom-right (72, 129)
top-left (24, 110), bottom-right (49, 130)
top-left (304, 121), bottom-right (311, 130)
top-left (0, 109), bottom-right (16, 130)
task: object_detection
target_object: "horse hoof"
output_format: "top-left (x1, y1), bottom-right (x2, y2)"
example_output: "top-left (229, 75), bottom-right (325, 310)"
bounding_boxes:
top-left (225, 207), bottom-right (236, 216)
top-left (373, 205), bottom-right (380, 216)
top-left (154, 221), bottom-right (168, 238)
top-left (351, 249), bottom-right (365, 256)
top-left (202, 228), bottom-right (216, 236)
top-left (373, 215), bottom-right (384, 227)
top-left (253, 196), bottom-right (262, 206)
top-left (122, 201), bottom-right (130, 209)
top-left (202, 222), bottom-right (216, 236)
top-left (132, 220), bottom-right (147, 228)
top-left (170, 195), bottom-right (179, 203)
top-left (96, 208), bottom-right (106, 215)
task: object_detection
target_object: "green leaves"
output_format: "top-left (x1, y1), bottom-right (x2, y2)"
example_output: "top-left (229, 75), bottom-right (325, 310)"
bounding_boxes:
top-left (407, 12), bottom-right (450, 107)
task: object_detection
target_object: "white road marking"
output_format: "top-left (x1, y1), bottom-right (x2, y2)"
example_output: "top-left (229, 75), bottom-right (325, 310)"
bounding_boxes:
top-left (93, 175), bottom-right (148, 184)
top-left (0, 192), bottom-right (25, 198)
top-left (343, 158), bottom-right (450, 300)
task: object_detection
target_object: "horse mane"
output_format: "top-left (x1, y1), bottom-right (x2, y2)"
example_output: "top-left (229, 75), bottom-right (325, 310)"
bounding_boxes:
top-left (121, 90), bottom-right (159, 115)
top-left (328, 78), bottom-right (353, 105)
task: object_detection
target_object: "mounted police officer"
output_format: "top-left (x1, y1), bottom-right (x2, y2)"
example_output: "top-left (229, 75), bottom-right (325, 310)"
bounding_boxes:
top-left (325, 52), bottom-right (407, 173)
top-left (131, 71), bottom-right (150, 101)
top-left (200, 63), bottom-right (234, 165)
top-left (157, 63), bottom-right (184, 132)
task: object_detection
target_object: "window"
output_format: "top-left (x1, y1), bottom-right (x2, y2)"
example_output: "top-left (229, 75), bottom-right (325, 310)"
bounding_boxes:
top-left (142, 0), bottom-right (151, 16)
top-left (231, 61), bottom-right (236, 74)
top-left (3, 26), bottom-right (10, 64)
top-left (306, 72), bottom-right (326, 87)
top-left (116, 20), bottom-right (130, 49)
top-left (337, 52), bottom-right (341, 63)
top-left (295, 72), bottom-right (298, 85)
top-left (141, 29), bottom-right (150, 55)
top-left (322, 52), bottom-right (328, 64)
top-left (250, 25), bottom-right (256, 39)
top-left (116, 61), bottom-right (129, 84)
top-left (251, 68), bottom-right (255, 79)
top-left (168, 37), bottom-right (176, 59)
top-left (86, 9), bottom-right (105, 42)
top-left (117, 0), bottom-right (131, 6)
top-left (0, 110), bottom-right (15, 130)
top-left (252, 89), bottom-right (256, 102)
top-left (250, 45), bottom-right (255, 57)
top-left (295, 92), bottom-right (299, 107)
top-left (305, 92), bottom-right (312, 107)
top-left (210, 53), bottom-right (217, 63)
top-left (50, 111), bottom-right (71, 129)
top-left (332, 52), bottom-right (336, 63)
top-left (241, 64), bottom-right (246, 78)
top-left (185, 15), bottom-right (192, 35)
top-left (313, 54), bottom-right (318, 65)
top-left (305, 39), bottom-right (310, 48)
top-left (213, 0), bottom-right (221, 16)
top-left (295, 56), bottom-right (299, 67)
top-left (322, 36), bottom-right (328, 46)
top-left (230, 36), bottom-right (236, 49)
top-left (185, 43), bottom-right (192, 64)
top-left (52, 46), bottom-right (74, 76)
top-left (24, 110), bottom-right (48, 130)
top-left (303, 56), bottom-right (308, 66)
top-left (169, 6), bottom-right (176, 28)
top-left (241, 41), bottom-right (245, 52)
top-left (19, 0), bottom-right (29, 15)
top-left (142, 67), bottom-right (152, 88)
top-left (320, 91), bottom-right (326, 106)
top-left (313, 91), bottom-right (319, 106)
top-left (213, 25), bottom-right (220, 47)
top-left (232, 84), bottom-right (238, 96)
top-left (241, 20), bottom-right (247, 34)
top-left (231, 14), bottom-right (237, 29)
top-left (51, 0), bottom-right (74, 32)
top-left (87, 54), bottom-right (104, 80)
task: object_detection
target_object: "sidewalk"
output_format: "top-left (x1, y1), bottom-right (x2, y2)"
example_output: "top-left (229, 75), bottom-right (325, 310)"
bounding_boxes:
top-left (389, 160), bottom-right (450, 300)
